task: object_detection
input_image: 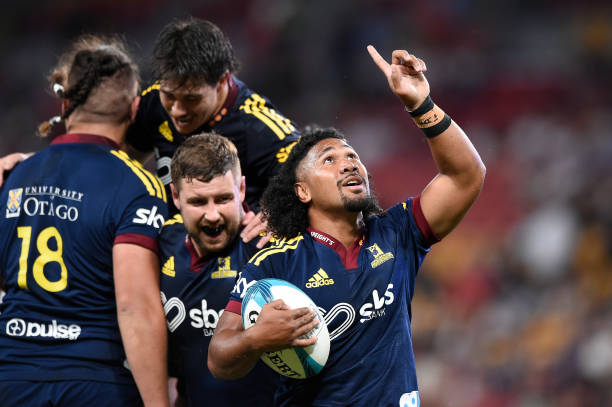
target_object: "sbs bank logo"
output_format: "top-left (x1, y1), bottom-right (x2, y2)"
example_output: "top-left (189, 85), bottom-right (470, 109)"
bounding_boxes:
top-left (5, 318), bottom-right (81, 340)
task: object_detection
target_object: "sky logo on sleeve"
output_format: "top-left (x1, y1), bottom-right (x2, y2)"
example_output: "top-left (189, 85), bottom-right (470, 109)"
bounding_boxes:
top-left (6, 188), bottom-right (23, 218)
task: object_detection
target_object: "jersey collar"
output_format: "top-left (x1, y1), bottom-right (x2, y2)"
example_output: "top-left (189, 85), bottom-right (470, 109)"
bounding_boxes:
top-left (51, 133), bottom-right (121, 149)
top-left (306, 227), bottom-right (365, 270)
top-left (207, 75), bottom-right (239, 127)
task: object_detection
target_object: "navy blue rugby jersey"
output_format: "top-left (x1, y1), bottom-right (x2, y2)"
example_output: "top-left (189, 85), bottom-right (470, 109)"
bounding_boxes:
top-left (0, 134), bottom-right (168, 384)
top-left (227, 197), bottom-right (439, 407)
top-left (126, 76), bottom-right (300, 213)
top-left (159, 214), bottom-right (279, 407)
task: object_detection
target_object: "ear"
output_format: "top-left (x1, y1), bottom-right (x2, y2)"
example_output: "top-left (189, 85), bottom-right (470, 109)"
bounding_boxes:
top-left (170, 182), bottom-right (181, 211)
top-left (216, 71), bottom-right (230, 91)
top-left (130, 96), bottom-right (141, 123)
top-left (61, 99), bottom-right (69, 114)
top-left (239, 175), bottom-right (246, 203)
top-left (294, 182), bottom-right (311, 204)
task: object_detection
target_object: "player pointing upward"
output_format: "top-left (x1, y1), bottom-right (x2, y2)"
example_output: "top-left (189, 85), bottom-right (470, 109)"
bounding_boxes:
top-left (208, 46), bottom-right (486, 406)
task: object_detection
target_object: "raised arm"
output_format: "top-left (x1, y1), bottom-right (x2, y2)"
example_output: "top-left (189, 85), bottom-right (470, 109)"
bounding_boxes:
top-left (208, 300), bottom-right (318, 379)
top-left (368, 46), bottom-right (485, 239)
top-left (114, 243), bottom-right (170, 407)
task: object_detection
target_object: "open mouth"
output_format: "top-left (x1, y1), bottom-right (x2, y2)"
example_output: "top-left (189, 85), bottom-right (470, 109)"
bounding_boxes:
top-left (172, 117), bottom-right (193, 130)
top-left (201, 225), bottom-right (225, 238)
top-left (341, 175), bottom-right (364, 188)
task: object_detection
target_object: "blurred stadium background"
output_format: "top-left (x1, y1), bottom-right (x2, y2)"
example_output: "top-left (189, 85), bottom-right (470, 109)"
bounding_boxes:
top-left (1, 1), bottom-right (611, 405)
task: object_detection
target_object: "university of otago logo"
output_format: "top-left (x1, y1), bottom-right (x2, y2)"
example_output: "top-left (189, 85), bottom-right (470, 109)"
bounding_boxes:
top-left (211, 256), bottom-right (237, 279)
top-left (366, 243), bottom-right (394, 268)
top-left (6, 188), bottom-right (23, 218)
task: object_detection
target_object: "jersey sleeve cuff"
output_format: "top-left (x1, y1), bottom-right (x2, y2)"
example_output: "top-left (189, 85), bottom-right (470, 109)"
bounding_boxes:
top-left (114, 233), bottom-right (159, 254)
top-left (411, 195), bottom-right (440, 246)
top-left (225, 300), bottom-right (242, 315)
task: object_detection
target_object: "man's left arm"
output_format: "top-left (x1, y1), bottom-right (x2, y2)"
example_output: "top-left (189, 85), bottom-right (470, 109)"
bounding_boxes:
top-left (368, 46), bottom-right (485, 239)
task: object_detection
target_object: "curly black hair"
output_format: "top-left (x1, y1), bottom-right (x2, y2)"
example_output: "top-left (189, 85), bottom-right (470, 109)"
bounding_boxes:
top-left (152, 17), bottom-right (239, 87)
top-left (261, 127), bottom-right (382, 239)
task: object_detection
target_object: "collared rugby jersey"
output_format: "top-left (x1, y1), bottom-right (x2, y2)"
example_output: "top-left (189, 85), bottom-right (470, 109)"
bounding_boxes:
top-left (159, 215), bottom-right (279, 406)
top-left (127, 76), bottom-right (300, 214)
top-left (227, 197), bottom-right (439, 407)
top-left (0, 134), bottom-right (168, 384)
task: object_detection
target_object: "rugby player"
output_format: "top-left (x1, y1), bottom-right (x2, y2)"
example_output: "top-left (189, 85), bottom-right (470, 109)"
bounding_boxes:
top-left (159, 133), bottom-right (278, 406)
top-left (128, 17), bottom-right (300, 216)
top-left (0, 37), bottom-right (169, 406)
top-left (207, 46), bottom-right (486, 406)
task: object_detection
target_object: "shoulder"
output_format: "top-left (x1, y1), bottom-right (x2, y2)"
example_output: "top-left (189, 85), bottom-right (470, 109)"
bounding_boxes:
top-left (231, 78), bottom-right (299, 143)
top-left (246, 234), bottom-right (306, 268)
top-left (107, 148), bottom-right (167, 203)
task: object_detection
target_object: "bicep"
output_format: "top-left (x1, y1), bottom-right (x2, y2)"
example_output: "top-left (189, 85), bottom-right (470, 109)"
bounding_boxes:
top-left (113, 243), bottom-right (160, 305)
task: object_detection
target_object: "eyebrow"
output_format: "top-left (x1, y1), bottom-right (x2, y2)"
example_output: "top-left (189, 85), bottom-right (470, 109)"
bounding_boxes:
top-left (317, 143), bottom-right (353, 158)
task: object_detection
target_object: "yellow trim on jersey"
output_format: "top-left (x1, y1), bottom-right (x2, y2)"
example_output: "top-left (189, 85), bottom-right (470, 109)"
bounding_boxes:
top-left (249, 235), bottom-right (304, 266)
top-left (239, 94), bottom-right (295, 140)
top-left (141, 82), bottom-right (160, 96)
top-left (110, 150), bottom-right (165, 201)
top-left (129, 154), bottom-right (167, 202)
top-left (163, 214), bottom-right (183, 227)
top-left (402, 202), bottom-right (408, 211)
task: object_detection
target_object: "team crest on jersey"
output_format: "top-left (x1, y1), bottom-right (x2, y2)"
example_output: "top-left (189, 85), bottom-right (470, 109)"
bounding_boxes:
top-left (211, 256), bottom-right (237, 279)
top-left (367, 243), bottom-right (394, 268)
top-left (162, 256), bottom-right (175, 277)
top-left (306, 268), bottom-right (335, 288)
top-left (5, 188), bottom-right (23, 218)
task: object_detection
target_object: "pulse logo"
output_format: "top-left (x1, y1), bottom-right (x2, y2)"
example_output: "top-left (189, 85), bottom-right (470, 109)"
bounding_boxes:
top-left (5, 318), bottom-right (81, 340)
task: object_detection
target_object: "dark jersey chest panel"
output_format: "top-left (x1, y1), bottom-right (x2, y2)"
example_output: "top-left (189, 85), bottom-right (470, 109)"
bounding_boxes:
top-left (159, 218), bottom-right (279, 406)
top-left (228, 199), bottom-right (431, 406)
top-left (0, 135), bottom-right (168, 383)
top-left (127, 76), bottom-right (300, 213)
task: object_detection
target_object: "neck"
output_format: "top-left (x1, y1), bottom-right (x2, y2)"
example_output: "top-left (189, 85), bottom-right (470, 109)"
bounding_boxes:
top-left (65, 121), bottom-right (128, 146)
top-left (307, 207), bottom-right (363, 249)
top-left (213, 78), bottom-right (230, 117)
top-left (189, 235), bottom-right (205, 258)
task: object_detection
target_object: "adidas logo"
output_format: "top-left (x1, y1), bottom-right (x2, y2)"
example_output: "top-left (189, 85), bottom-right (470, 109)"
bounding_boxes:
top-left (306, 268), bottom-right (334, 288)
top-left (162, 256), bottom-right (175, 277)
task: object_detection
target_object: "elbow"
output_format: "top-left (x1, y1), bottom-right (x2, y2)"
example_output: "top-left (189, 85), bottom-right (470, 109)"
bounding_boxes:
top-left (207, 353), bottom-right (245, 380)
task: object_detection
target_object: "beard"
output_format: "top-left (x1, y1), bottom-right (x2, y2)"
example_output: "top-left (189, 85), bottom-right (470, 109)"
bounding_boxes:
top-left (341, 193), bottom-right (377, 213)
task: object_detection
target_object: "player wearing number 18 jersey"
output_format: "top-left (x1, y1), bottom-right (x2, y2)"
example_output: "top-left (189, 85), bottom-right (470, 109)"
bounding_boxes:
top-left (0, 37), bottom-right (169, 406)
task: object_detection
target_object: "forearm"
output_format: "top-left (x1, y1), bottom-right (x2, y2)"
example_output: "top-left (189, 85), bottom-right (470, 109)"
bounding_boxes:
top-left (426, 120), bottom-right (485, 189)
top-left (208, 325), bottom-right (262, 379)
top-left (118, 300), bottom-right (169, 406)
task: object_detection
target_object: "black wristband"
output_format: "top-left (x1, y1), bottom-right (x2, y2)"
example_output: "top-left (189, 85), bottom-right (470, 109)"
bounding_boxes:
top-left (407, 95), bottom-right (434, 117)
top-left (421, 113), bottom-right (452, 138)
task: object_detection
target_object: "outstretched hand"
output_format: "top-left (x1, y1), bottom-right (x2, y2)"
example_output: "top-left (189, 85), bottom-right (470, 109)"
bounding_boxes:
top-left (367, 45), bottom-right (430, 111)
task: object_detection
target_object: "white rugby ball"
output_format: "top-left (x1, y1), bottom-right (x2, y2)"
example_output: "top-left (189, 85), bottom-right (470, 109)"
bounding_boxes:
top-left (241, 278), bottom-right (330, 379)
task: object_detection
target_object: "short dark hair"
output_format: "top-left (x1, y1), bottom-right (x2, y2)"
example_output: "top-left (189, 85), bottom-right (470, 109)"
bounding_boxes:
top-left (261, 127), bottom-right (382, 238)
top-left (171, 133), bottom-right (241, 190)
top-left (152, 17), bottom-right (239, 86)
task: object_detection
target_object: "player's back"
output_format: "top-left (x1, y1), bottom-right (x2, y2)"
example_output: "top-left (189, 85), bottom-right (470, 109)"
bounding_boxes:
top-left (0, 133), bottom-right (167, 384)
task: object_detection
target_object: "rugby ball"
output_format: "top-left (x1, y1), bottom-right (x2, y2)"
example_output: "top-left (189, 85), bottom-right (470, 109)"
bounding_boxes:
top-left (241, 278), bottom-right (330, 379)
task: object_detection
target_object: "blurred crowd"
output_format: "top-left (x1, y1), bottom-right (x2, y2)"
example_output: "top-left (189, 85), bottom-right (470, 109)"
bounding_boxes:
top-left (1, 0), bottom-right (611, 405)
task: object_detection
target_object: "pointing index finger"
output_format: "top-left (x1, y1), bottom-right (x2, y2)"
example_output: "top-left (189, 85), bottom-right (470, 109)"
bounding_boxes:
top-left (367, 45), bottom-right (391, 76)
